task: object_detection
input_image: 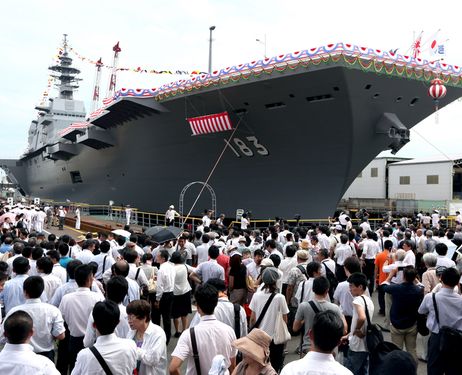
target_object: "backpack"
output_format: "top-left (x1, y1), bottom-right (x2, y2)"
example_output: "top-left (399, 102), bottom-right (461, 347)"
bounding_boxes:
top-left (369, 341), bottom-right (402, 375)
top-left (322, 262), bottom-right (338, 299)
top-left (360, 296), bottom-right (384, 353)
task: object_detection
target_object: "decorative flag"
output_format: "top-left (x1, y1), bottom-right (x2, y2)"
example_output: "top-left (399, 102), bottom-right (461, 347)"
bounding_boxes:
top-left (187, 112), bottom-right (232, 136)
top-left (412, 31), bottom-right (423, 58)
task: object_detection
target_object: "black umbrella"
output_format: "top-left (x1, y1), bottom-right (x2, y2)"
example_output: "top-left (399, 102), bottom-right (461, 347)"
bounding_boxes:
top-left (144, 226), bottom-right (166, 237)
top-left (150, 226), bottom-right (182, 244)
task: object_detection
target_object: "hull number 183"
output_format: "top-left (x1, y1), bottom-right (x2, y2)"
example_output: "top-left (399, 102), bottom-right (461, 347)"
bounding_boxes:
top-left (224, 136), bottom-right (269, 157)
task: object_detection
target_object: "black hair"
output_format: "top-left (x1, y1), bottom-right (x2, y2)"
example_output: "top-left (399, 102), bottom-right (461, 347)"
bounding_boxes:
top-left (383, 240), bottom-right (393, 250)
top-left (21, 246), bottom-right (32, 258)
top-left (205, 278), bottom-right (226, 292)
top-left (82, 239), bottom-right (95, 250)
top-left (106, 276), bottom-right (128, 304)
top-left (343, 257), bottom-right (361, 274)
top-left (88, 261), bottom-right (98, 275)
top-left (60, 235), bottom-right (70, 244)
top-left (306, 261), bottom-right (321, 278)
top-left (4, 311), bottom-right (33, 344)
top-left (265, 239), bottom-right (276, 249)
top-left (58, 243), bottom-right (69, 257)
top-left (435, 243), bottom-right (448, 256)
top-left (311, 310), bottom-right (344, 352)
top-left (0, 261), bottom-right (7, 273)
top-left (208, 245), bottom-right (220, 259)
top-left (126, 299), bottom-right (151, 322)
top-left (123, 248), bottom-right (138, 264)
top-left (12, 257), bottom-right (30, 275)
top-left (23, 275), bottom-right (44, 298)
top-left (202, 234), bottom-right (210, 244)
top-left (195, 283), bottom-right (218, 315)
top-left (100, 241), bottom-right (110, 254)
top-left (36, 256), bottom-right (53, 274)
top-left (403, 266), bottom-right (417, 283)
top-left (347, 272), bottom-right (368, 290)
top-left (441, 267), bottom-right (460, 287)
top-left (285, 245), bottom-right (297, 258)
top-left (66, 259), bottom-right (83, 279)
top-left (47, 250), bottom-right (60, 262)
top-left (158, 250), bottom-right (170, 262)
top-left (92, 300), bottom-right (120, 335)
top-left (74, 264), bottom-right (93, 287)
top-left (170, 251), bottom-right (184, 264)
top-left (48, 233), bottom-right (56, 242)
top-left (318, 248), bottom-right (329, 259)
top-left (254, 249), bottom-right (265, 258)
top-left (312, 276), bottom-right (330, 295)
top-left (112, 261), bottom-right (129, 277)
top-left (340, 234), bottom-right (348, 244)
top-left (269, 253), bottom-right (281, 268)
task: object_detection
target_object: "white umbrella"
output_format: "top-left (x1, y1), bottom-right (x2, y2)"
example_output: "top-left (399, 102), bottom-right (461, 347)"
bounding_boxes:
top-left (111, 229), bottom-right (131, 238)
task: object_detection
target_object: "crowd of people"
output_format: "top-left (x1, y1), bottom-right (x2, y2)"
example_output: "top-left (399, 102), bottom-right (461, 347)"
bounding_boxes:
top-left (0, 201), bottom-right (461, 375)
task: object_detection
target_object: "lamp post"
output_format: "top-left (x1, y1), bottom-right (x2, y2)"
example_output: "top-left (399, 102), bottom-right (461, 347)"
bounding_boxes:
top-left (208, 26), bottom-right (216, 74)
top-left (256, 34), bottom-right (267, 58)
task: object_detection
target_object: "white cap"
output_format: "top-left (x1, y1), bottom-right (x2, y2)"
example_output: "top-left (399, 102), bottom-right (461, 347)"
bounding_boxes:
top-left (169, 205), bottom-right (174, 209)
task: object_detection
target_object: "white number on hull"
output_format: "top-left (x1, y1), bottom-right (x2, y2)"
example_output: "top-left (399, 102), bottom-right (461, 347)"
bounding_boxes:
top-left (225, 136), bottom-right (269, 157)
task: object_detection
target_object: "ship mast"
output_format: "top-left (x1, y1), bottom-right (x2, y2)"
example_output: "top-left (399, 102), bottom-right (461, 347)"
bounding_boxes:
top-left (90, 58), bottom-right (103, 113)
top-left (49, 34), bottom-right (81, 100)
top-left (107, 42), bottom-right (121, 98)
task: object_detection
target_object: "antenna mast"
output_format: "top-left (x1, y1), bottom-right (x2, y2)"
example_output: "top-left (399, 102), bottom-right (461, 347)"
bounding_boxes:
top-left (107, 42), bottom-right (121, 97)
top-left (90, 58), bottom-right (103, 113)
top-left (49, 34), bottom-right (81, 100)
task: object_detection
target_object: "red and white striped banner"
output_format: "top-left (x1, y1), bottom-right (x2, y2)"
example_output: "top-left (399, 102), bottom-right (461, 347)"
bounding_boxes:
top-left (187, 111), bottom-right (232, 136)
top-left (57, 122), bottom-right (90, 137)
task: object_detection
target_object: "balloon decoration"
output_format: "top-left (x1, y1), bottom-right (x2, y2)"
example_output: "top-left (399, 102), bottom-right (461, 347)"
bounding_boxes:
top-left (428, 78), bottom-right (447, 123)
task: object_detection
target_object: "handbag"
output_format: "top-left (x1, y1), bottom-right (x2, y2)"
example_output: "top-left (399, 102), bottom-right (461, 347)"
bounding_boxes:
top-left (416, 313), bottom-right (429, 336)
top-left (432, 293), bottom-right (462, 355)
top-left (273, 312), bottom-right (291, 344)
top-left (361, 296), bottom-right (384, 353)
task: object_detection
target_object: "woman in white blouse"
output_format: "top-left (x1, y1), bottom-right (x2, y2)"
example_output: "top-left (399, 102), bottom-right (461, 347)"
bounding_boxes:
top-left (126, 300), bottom-right (168, 375)
top-left (170, 251), bottom-right (192, 337)
top-left (249, 267), bottom-right (289, 373)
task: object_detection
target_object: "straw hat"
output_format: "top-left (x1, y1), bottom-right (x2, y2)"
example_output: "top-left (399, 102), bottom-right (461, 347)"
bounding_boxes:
top-left (233, 328), bottom-right (272, 366)
top-left (296, 249), bottom-right (309, 260)
top-left (300, 239), bottom-right (310, 250)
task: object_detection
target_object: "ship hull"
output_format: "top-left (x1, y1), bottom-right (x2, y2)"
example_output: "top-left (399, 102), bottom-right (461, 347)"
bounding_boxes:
top-left (5, 62), bottom-right (462, 219)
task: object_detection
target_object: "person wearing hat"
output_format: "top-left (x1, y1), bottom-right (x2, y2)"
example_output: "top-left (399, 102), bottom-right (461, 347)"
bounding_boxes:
top-left (249, 267), bottom-right (289, 373)
top-left (125, 205), bottom-right (132, 226)
top-left (231, 328), bottom-right (277, 375)
top-left (165, 205), bottom-right (179, 226)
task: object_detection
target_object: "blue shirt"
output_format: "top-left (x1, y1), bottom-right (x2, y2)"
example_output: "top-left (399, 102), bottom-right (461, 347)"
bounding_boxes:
top-left (0, 244), bottom-right (12, 254)
top-left (384, 282), bottom-right (423, 329)
top-left (2, 274), bottom-right (29, 314)
top-left (59, 256), bottom-right (72, 269)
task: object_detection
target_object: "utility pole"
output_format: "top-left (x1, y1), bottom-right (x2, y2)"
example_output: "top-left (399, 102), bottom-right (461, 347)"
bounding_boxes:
top-left (208, 26), bottom-right (216, 73)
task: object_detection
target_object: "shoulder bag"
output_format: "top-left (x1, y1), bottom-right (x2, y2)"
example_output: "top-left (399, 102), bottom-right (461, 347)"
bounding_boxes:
top-left (274, 310), bottom-right (291, 344)
top-left (251, 292), bottom-right (276, 330)
top-left (432, 292), bottom-right (462, 355)
top-left (360, 295), bottom-right (383, 353)
top-left (190, 327), bottom-right (202, 375)
top-left (89, 346), bottom-right (113, 375)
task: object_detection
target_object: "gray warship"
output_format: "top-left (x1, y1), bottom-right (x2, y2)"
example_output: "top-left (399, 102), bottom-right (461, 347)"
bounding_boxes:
top-left (2, 38), bottom-right (462, 218)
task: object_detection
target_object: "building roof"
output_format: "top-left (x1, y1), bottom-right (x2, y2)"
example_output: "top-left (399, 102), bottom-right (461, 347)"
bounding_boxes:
top-left (389, 154), bottom-right (462, 166)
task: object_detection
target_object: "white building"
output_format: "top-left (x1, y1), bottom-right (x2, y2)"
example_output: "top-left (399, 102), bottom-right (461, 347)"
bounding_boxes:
top-left (388, 155), bottom-right (462, 201)
top-left (342, 157), bottom-right (407, 199)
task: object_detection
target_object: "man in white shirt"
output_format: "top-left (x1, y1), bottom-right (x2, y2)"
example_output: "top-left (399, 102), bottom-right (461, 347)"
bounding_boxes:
top-left (92, 240), bottom-right (115, 281)
top-left (189, 278), bottom-right (248, 338)
top-left (0, 276), bottom-right (65, 361)
top-left (165, 204), bottom-right (179, 226)
top-left (435, 243), bottom-right (456, 268)
top-left (153, 249), bottom-right (175, 344)
top-left (170, 284), bottom-right (237, 375)
top-left (59, 264), bottom-right (104, 372)
top-left (282, 310), bottom-right (352, 375)
top-left (2, 257), bottom-right (30, 313)
top-left (402, 240), bottom-right (416, 267)
top-left (360, 231), bottom-right (380, 295)
top-left (75, 239), bottom-right (96, 264)
top-left (125, 205), bottom-right (132, 226)
top-left (83, 276), bottom-right (130, 347)
top-left (58, 206), bottom-right (66, 230)
top-left (343, 273), bottom-right (374, 375)
top-left (196, 234), bottom-right (211, 265)
top-left (48, 250), bottom-right (67, 284)
top-left (240, 213), bottom-right (250, 230)
top-left (123, 248), bottom-right (149, 289)
top-left (37, 256), bottom-right (63, 301)
top-left (246, 249), bottom-right (264, 281)
top-left (0, 311), bottom-right (60, 374)
top-left (190, 246), bottom-right (225, 284)
top-left (202, 210), bottom-right (213, 228)
top-left (73, 300), bottom-right (137, 375)
top-left (279, 245), bottom-right (298, 295)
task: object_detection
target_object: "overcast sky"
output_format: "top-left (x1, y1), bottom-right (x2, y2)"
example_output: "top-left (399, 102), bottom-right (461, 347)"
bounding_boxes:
top-left (1, 0), bottom-right (462, 160)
